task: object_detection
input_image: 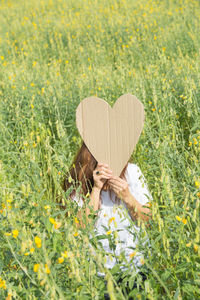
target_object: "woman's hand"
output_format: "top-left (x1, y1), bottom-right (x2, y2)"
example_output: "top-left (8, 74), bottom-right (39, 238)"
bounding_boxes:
top-left (108, 176), bottom-right (131, 202)
top-left (93, 163), bottom-right (113, 190)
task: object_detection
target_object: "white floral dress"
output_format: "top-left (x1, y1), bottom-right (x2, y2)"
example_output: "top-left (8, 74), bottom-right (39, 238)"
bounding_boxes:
top-left (73, 163), bottom-right (152, 277)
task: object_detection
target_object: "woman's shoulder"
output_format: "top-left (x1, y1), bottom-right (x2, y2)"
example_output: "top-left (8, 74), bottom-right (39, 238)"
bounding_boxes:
top-left (126, 162), bottom-right (142, 176)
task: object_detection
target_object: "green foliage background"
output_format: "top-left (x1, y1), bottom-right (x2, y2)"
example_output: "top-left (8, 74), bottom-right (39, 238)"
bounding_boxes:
top-left (0, 0), bottom-right (200, 299)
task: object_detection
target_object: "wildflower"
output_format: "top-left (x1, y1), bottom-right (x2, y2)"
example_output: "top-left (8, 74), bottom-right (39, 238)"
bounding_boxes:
top-left (32, 61), bottom-right (37, 67)
top-left (34, 236), bottom-right (42, 248)
top-left (4, 233), bottom-right (11, 236)
top-left (12, 229), bottom-right (19, 239)
top-left (58, 257), bottom-right (64, 263)
top-left (33, 264), bottom-right (39, 272)
top-left (44, 205), bottom-right (50, 210)
top-left (108, 217), bottom-right (115, 225)
top-left (197, 192), bottom-right (200, 198)
top-left (49, 217), bottom-right (55, 224)
top-left (24, 252), bottom-right (30, 256)
top-left (0, 277), bottom-right (6, 289)
top-left (61, 251), bottom-right (68, 258)
top-left (58, 171), bottom-right (61, 175)
top-left (30, 248), bottom-right (35, 253)
top-left (6, 292), bottom-right (12, 300)
top-left (74, 217), bottom-right (79, 224)
top-left (194, 244), bottom-right (198, 252)
top-left (152, 108), bottom-right (156, 111)
top-left (45, 264), bottom-right (50, 274)
top-left (30, 83), bottom-right (35, 87)
top-left (30, 104), bottom-right (34, 109)
top-left (129, 251), bottom-right (136, 258)
top-left (186, 242), bottom-right (191, 247)
top-left (195, 181), bottom-right (200, 189)
top-left (182, 218), bottom-right (187, 225)
top-left (74, 232), bottom-right (79, 237)
top-left (176, 216), bottom-right (182, 222)
top-left (140, 258), bottom-right (145, 265)
top-left (54, 222), bottom-right (61, 229)
top-left (106, 230), bottom-right (112, 235)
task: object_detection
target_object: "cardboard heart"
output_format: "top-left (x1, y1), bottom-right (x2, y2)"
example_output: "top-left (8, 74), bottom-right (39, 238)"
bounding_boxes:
top-left (76, 93), bottom-right (145, 177)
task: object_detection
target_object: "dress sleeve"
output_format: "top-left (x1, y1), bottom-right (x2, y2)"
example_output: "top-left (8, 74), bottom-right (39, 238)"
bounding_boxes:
top-left (127, 163), bottom-right (153, 206)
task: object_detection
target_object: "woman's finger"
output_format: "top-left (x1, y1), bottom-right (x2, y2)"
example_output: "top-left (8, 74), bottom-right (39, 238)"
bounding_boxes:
top-left (108, 182), bottom-right (122, 192)
top-left (109, 176), bottom-right (124, 184)
top-left (95, 167), bottom-right (113, 176)
top-left (98, 171), bottom-right (112, 179)
top-left (108, 179), bottom-right (124, 189)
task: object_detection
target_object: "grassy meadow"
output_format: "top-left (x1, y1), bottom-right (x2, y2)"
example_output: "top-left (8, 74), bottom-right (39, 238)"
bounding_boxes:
top-left (0, 0), bottom-right (200, 299)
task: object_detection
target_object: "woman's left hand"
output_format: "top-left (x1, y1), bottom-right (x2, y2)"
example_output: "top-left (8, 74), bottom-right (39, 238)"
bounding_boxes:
top-left (108, 176), bottom-right (131, 202)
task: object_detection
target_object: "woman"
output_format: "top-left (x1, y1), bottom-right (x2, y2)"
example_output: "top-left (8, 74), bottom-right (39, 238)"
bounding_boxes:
top-left (61, 141), bottom-right (152, 299)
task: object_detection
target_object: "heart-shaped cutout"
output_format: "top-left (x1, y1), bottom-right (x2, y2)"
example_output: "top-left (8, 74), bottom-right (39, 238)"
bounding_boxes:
top-left (76, 93), bottom-right (145, 176)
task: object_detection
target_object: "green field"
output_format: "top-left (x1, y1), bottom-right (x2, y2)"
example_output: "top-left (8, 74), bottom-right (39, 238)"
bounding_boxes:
top-left (0, 0), bottom-right (200, 299)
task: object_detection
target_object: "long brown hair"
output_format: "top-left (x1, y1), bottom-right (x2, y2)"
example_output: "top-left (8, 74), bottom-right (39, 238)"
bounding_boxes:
top-left (61, 141), bottom-right (129, 204)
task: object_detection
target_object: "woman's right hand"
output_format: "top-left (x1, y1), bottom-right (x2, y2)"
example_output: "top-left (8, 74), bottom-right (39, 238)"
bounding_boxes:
top-left (93, 163), bottom-right (113, 190)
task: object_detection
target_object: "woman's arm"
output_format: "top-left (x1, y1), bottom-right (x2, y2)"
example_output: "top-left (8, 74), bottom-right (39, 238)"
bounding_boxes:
top-left (108, 176), bottom-right (152, 222)
top-left (76, 163), bottom-right (112, 229)
top-left (122, 193), bottom-right (151, 222)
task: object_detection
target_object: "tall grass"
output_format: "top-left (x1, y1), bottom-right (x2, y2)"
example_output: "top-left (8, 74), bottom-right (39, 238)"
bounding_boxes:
top-left (0, 0), bottom-right (200, 299)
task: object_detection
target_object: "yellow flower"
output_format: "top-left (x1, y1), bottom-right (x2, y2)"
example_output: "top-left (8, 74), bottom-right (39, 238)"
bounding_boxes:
top-left (106, 230), bottom-right (112, 235)
top-left (44, 205), bottom-right (50, 210)
top-left (176, 216), bottom-right (182, 222)
top-left (30, 83), bottom-right (35, 87)
top-left (34, 236), bottom-right (42, 248)
top-left (195, 181), bottom-right (200, 189)
top-left (194, 244), bottom-right (198, 252)
top-left (30, 248), bottom-right (35, 253)
top-left (54, 222), bottom-right (61, 229)
top-left (45, 264), bottom-right (50, 274)
top-left (12, 229), bottom-right (19, 239)
top-left (4, 233), bottom-right (11, 236)
top-left (30, 104), bottom-right (34, 109)
top-left (49, 217), bottom-right (55, 224)
top-left (0, 278), bottom-right (6, 289)
top-left (140, 258), bottom-right (145, 265)
top-left (182, 218), bottom-right (187, 225)
top-left (152, 108), bottom-right (156, 111)
top-left (108, 217), bottom-right (115, 225)
top-left (74, 232), bottom-right (79, 237)
top-left (129, 251), bottom-right (136, 258)
top-left (186, 242), bottom-right (191, 247)
top-left (58, 257), bottom-right (64, 264)
top-left (33, 264), bottom-right (39, 272)
top-left (74, 217), bottom-right (79, 224)
top-left (61, 251), bottom-right (68, 258)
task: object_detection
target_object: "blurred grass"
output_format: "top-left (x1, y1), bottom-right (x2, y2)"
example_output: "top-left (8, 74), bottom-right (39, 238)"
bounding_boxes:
top-left (0, 0), bottom-right (200, 299)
